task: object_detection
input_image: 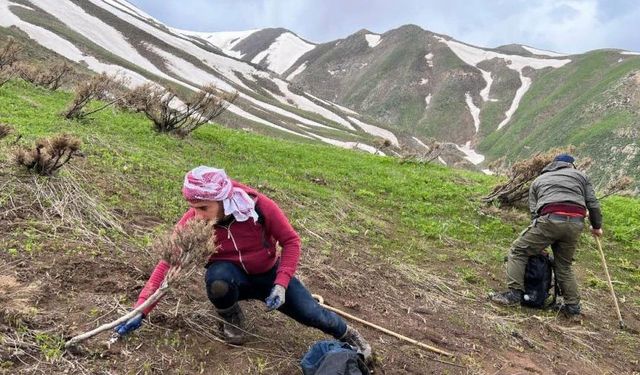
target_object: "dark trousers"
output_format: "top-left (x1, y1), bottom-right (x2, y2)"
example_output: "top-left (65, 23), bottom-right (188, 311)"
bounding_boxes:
top-left (506, 215), bottom-right (584, 304)
top-left (205, 261), bottom-right (347, 338)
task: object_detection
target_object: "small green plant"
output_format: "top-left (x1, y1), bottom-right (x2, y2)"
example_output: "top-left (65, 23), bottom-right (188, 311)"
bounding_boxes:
top-left (34, 332), bottom-right (64, 362)
top-left (587, 275), bottom-right (607, 289)
top-left (250, 356), bottom-right (269, 374)
top-left (457, 267), bottom-right (481, 284)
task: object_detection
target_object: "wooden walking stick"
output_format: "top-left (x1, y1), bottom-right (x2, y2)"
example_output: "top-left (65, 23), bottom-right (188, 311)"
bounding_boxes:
top-left (312, 294), bottom-right (454, 358)
top-left (595, 236), bottom-right (625, 329)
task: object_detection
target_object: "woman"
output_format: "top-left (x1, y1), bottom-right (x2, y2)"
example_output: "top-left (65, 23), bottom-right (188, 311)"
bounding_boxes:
top-left (115, 166), bottom-right (371, 359)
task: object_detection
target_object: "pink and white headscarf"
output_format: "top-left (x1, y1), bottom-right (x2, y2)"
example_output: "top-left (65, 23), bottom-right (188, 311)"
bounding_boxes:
top-left (182, 166), bottom-right (258, 223)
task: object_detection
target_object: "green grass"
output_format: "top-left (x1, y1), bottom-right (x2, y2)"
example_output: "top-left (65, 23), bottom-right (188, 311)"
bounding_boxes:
top-left (479, 51), bottom-right (640, 187)
top-left (1, 78), bottom-right (639, 299)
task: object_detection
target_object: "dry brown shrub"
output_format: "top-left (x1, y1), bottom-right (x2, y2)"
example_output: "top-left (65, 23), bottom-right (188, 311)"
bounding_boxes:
top-left (159, 220), bottom-right (217, 265)
top-left (0, 37), bottom-right (21, 72)
top-left (0, 123), bottom-right (13, 140)
top-left (0, 38), bottom-right (21, 88)
top-left (63, 73), bottom-right (123, 119)
top-left (15, 61), bottom-right (72, 91)
top-left (13, 133), bottom-right (82, 176)
top-left (600, 175), bottom-right (635, 199)
top-left (0, 69), bottom-right (11, 88)
top-left (483, 146), bottom-right (576, 206)
top-left (400, 138), bottom-right (443, 164)
top-left (121, 83), bottom-right (237, 137)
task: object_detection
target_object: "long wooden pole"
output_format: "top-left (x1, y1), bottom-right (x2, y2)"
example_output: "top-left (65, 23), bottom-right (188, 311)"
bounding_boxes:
top-left (312, 294), bottom-right (454, 358)
top-left (595, 237), bottom-right (625, 329)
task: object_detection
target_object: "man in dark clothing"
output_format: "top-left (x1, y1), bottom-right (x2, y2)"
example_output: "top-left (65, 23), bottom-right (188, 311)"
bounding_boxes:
top-left (490, 154), bottom-right (603, 316)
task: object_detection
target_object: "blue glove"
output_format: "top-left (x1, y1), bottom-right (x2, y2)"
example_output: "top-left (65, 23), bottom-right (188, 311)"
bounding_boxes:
top-left (115, 313), bottom-right (144, 336)
top-left (265, 285), bottom-right (286, 311)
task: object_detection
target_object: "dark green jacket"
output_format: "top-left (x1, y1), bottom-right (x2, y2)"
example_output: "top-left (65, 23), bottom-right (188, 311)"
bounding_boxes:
top-left (529, 161), bottom-right (602, 229)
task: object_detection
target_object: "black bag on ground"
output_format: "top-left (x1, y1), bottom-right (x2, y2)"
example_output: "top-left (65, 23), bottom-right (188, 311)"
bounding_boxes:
top-left (300, 340), bottom-right (370, 375)
top-left (522, 253), bottom-right (555, 308)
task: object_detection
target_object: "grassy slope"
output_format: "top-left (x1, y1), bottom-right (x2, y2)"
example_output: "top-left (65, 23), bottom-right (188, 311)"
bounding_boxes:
top-left (1, 80), bottom-right (639, 373)
top-left (1, 78), bottom-right (638, 297)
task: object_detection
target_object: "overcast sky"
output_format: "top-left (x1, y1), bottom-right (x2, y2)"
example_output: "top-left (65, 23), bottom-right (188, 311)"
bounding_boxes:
top-left (128, 0), bottom-right (640, 54)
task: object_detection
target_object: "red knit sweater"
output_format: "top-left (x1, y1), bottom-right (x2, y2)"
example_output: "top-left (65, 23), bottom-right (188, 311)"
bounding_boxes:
top-left (134, 182), bottom-right (301, 315)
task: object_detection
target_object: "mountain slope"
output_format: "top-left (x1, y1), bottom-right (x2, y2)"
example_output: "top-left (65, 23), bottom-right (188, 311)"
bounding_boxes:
top-left (2, 0), bottom-right (638, 187)
top-left (0, 0), bottom-right (403, 155)
top-left (1, 74), bottom-right (639, 374)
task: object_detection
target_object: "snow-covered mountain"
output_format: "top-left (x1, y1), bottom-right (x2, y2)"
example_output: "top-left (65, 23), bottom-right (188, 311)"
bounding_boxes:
top-left (0, 0), bottom-right (402, 156)
top-left (202, 24), bottom-right (639, 186)
top-left (1, 0), bottom-right (639, 184)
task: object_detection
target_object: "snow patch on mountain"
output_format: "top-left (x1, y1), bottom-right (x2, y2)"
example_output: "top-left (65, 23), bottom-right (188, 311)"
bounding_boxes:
top-left (521, 45), bottom-right (566, 57)
top-left (226, 104), bottom-right (311, 139)
top-left (419, 78), bottom-right (429, 85)
top-left (425, 94), bottom-right (432, 108)
top-left (251, 32), bottom-right (315, 74)
top-left (438, 156), bottom-right (447, 165)
top-left (7, 2), bottom-right (33, 11)
top-left (271, 79), bottom-right (355, 130)
top-left (425, 53), bottom-right (434, 68)
top-left (0, 1), bottom-right (149, 86)
top-left (497, 72), bottom-right (532, 130)
top-left (465, 93), bottom-right (481, 133)
top-left (309, 134), bottom-right (384, 155)
top-left (306, 94), bottom-right (359, 116)
top-left (174, 29), bottom-right (258, 58)
top-left (436, 36), bottom-right (571, 129)
top-left (412, 136), bottom-right (431, 151)
top-left (85, 0), bottom-right (260, 89)
top-left (479, 69), bottom-right (496, 101)
top-left (620, 51), bottom-right (640, 56)
top-left (146, 44), bottom-right (235, 91)
top-left (365, 34), bottom-right (381, 48)
top-left (348, 117), bottom-right (399, 146)
top-left (101, 0), bottom-right (159, 22)
top-left (455, 141), bottom-right (485, 164)
top-left (37, 1), bottom-right (169, 79)
top-left (286, 63), bottom-right (307, 81)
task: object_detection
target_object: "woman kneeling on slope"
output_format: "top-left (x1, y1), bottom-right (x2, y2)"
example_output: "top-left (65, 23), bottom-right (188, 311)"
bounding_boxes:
top-left (115, 166), bottom-right (372, 359)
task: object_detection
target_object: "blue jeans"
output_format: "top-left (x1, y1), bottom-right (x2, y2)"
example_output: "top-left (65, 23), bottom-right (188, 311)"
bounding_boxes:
top-left (205, 261), bottom-right (347, 338)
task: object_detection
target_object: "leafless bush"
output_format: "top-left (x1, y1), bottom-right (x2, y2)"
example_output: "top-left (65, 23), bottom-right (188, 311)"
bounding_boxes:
top-left (0, 123), bottom-right (13, 140)
top-left (15, 61), bottom-right (72, 91)
top-left (121, 83), bottom-right (237, 137)
top-left (0, 38), bottom-right (21, 87)
top-left (0, 69), bottom-right (11, 88)
top-left (599, 175), bottom-right (635, 199)
top-left (400, 139), bottom-right (443, 164)
top-left (482, 146), bottom-right (575, 206)
top-left (13, 134), bottom-right (82, 176)
top-left (0, 37), bottom-right (21, 71)
top-left (63, 73), bottom-right (122, 119)
top-left (373, 138), bottom-right (392, 154)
